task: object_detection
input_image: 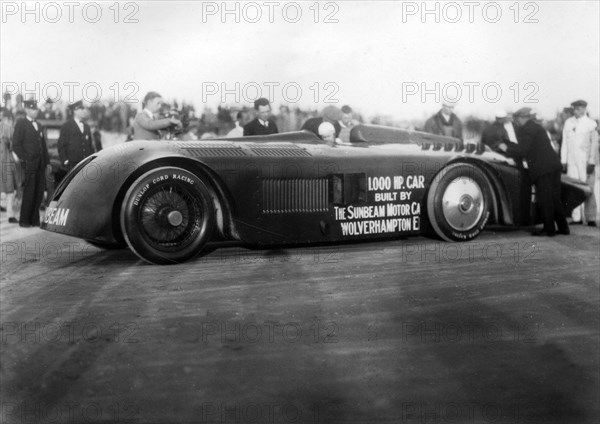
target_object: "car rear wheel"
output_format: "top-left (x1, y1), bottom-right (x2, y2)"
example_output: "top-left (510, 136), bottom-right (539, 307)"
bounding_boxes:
top-left (120, 166), bottom-right (214, 264)
top-left (427, 163), bottom-right (491, 242)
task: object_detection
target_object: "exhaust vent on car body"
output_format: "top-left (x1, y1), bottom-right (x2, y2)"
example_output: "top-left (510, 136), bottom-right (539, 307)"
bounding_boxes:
top-left (262, 178), bottom-right (328, 213)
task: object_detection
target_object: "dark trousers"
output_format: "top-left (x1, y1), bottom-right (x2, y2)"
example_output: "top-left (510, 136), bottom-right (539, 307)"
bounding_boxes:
top-left (19, 159), bottom-right (46, 226)
top-left (534, 171), bottom-right (568, 234)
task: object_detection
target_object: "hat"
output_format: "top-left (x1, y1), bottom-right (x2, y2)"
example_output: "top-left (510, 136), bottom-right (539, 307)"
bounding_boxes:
top-left (322, 105), bottom-right (341, 122)
top-left (494, 110), bottom-right (507, 118)
top-left (68, 100), bottom-right (84, 110)
top-left (513, 107), bottom-right (532, 117)
top-left (23, 99), bottom-right (38, 109)
top-left (570, 99), bottom-right (587, 108)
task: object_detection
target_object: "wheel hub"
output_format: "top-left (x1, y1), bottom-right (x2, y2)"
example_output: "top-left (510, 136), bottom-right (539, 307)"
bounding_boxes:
top-left (167, 210), bottom-right (183, 227)
top-left (155, 206), bottom-right (184, 227)
top-left (441, 177), bottom-right (484, 231)
top-left (138, 186), bottom-right (196, 246)
top-left (459, 195), bottom-right (474, 213)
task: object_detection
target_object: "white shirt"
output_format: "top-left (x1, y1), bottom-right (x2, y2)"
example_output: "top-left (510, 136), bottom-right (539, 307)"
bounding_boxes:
top-left (27, 116), bottom-right (38, 131)
top-left (504, 122), bottom-right (518, 143)
top-left (143, 108), bottom-right (154, 120)
top-left (259, 119), bottom-right (269, 127)
top-left (227, 123), bottom-right (244, 138)
top-left (74, 117), bottom-right (85, 133)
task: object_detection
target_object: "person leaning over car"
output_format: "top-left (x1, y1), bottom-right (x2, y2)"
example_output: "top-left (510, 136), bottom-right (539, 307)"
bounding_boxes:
top-left (497, 107), bottom-right (569, 237)
top-left (481, 110), bottom-right (511, 152)
top-left (132, 91), bottom-right (182, 140)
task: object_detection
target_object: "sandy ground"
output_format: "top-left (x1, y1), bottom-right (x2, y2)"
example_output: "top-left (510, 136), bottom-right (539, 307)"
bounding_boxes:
top-left (0, 216), bottom-right (599, 424)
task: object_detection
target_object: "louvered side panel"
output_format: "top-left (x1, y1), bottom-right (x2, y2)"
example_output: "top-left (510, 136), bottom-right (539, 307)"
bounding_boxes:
top-left (250, 147), bottom-right (312, 157)
top-left (181, 147), bottom-right (247, 157)
top-left (262, 179), bottom-right (329, 214)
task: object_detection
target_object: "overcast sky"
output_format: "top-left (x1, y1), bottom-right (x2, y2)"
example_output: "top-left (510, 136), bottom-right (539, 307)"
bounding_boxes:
top-left (1, 0), bottom-right (599, 121)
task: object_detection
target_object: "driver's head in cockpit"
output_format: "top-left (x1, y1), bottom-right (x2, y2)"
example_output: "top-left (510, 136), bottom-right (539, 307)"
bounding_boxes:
top-left (318, 122), bottom-right (336, 146)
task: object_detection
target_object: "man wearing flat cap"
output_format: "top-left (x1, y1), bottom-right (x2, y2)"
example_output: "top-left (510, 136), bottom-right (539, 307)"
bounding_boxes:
top-left (561, 99), bottom-right (598, 225)
top-left (498, 107), bottom-right (569, 236)
top-left (11, 99), bottom-right (50, 227)
top-left (301, 105), bottom-right (342, 139)
top-left (481, 110), bottom-right (511, 152)
top-left (424, 101), bottom-right (463, 140)
top-left (58, 100), bottom-right (94, 171)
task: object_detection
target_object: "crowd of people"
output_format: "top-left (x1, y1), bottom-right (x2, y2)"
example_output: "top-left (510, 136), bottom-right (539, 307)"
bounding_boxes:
top-left (1, 92), bottom-right (599, 237)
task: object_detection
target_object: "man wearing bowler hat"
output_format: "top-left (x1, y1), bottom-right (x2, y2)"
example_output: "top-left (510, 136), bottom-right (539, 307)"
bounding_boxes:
top-left (498, 107), bottom-right (569, 236)
top-left (58, 100), bottom-right (94, 171)
top-left (561, 99), bottom-right (598, 226)
top-left (11, 99), bottom-right (50, 227)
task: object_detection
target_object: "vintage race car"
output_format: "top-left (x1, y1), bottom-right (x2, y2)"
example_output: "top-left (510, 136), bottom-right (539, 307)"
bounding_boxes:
top-left (41, 125), bottom-right (589, 264)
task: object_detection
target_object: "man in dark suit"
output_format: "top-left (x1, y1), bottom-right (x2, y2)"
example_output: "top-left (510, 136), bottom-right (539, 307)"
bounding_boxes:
top-left (301, 105), bottom-right (342, 138)
top-left (498, 107), bottom-right (569, 237)
top-left (243, 98), bottom-right (278, 136)
top-left (58, 100), bottom-right (94, 170)
top-left (11, 99), bottom-right (50, 227)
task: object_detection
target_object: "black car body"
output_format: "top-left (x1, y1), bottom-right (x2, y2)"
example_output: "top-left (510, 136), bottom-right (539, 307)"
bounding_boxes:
top-left (41, 124), bottom-right (589, 264)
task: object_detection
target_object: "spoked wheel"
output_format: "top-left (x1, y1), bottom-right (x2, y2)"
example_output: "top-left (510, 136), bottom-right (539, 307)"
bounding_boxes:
top-left (427, 163), bottom-right (491, 242)
top-left (120, 167), bottom-right (214, 264)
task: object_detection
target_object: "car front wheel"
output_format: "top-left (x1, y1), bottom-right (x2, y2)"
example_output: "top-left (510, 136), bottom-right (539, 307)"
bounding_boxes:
top-left (426, 163), bottom-right (491, 242)
top-left (120, 166), bottom-right (214, 264)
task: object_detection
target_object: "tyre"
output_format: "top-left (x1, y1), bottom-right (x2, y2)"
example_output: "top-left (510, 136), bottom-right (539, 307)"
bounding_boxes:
top-left (120, 166), bottom-right (214, 264)
top-left (426, 163), bottom-right (491, 242)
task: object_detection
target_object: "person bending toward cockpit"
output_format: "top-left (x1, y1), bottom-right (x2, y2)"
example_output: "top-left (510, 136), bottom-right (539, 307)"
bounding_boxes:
top-left (132, 92), bottom-right (182, 140)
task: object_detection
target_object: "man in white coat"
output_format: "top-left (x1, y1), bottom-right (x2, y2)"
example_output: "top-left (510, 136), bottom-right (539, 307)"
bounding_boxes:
top-left (561, 100), bottom-right (599, 226)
